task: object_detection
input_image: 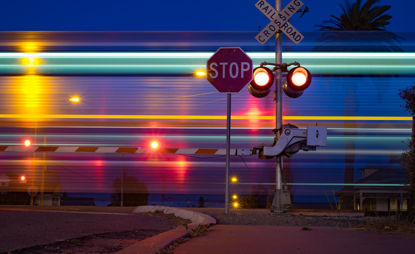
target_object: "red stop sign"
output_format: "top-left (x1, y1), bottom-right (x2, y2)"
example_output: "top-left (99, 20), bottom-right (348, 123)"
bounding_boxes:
top-left (206, 47), bottom-right (253, 93)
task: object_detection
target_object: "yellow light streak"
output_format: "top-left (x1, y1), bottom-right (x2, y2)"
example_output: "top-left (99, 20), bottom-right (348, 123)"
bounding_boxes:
top-left (283, 116), bottom-right (412, 121)
top-left (19, 42), bottom-right (41, 53)
top-left (20, 56), bottom-right (41, 66)
top-left (194, 69), bottom-right (207, 77)
top-left (0, 114), bottom-right (410, 121)
top-left (6, 75), bottom-right (54, 121)
top-left (69, 96), bottom-right (81, 103)
top-left (20, 54), bottom-right (42, 74)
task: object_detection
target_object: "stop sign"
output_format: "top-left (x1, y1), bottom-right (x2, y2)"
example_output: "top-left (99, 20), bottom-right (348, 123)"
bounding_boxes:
top-left (206, 47), bottom-right (253, 93)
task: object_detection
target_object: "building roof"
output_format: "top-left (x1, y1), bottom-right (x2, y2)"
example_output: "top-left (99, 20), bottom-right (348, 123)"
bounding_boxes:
top-left (357, 166), bottom-right (408, 185)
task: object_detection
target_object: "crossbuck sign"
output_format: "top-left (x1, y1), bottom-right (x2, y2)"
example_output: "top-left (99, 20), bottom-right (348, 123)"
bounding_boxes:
top-left (255, 0), bottom-right (304, 45)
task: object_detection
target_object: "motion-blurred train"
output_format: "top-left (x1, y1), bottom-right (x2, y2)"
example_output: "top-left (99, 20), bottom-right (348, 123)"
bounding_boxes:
top-left (0, 31), bottom-right (412, 210)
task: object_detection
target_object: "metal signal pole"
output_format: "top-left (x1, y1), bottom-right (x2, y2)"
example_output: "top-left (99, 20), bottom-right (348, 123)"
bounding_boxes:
top-left (273, 0), bottom-right (284, 212)
top-left (225, 92), bottom-right (231, 214)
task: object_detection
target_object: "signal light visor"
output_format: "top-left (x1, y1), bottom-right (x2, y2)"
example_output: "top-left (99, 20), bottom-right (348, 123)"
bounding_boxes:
top-left (286, 67), bottom-right (311, 91)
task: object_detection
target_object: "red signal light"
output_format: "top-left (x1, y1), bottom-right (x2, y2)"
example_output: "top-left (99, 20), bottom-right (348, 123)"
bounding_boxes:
top-left (283, 67), bottom-right (312, 98)
top-left (150, 140), bottom-right (160, 150)
top-left (248, 67), bottom-right (274, 98)
top-left (24, 139), bottom-right (31, 147)
top-left (20, 175), bottom-right (26, 183)
top-left (288, 67), bottom-right (311, 89)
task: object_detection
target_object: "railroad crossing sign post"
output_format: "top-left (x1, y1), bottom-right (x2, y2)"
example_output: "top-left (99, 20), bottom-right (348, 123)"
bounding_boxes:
top-left (207, 47), bottom-right (253, 214)
top-left (255, 0), bottom-right (305, 212)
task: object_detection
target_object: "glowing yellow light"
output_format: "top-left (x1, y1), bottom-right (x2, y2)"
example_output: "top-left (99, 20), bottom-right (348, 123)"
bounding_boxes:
top-left (178, 160), bottom-right (186, 167)
top-left (24, 139), bottom-right (31, 147)
top-left (232, 194), bottom-right (238, 200)
top-left (19, 42), bottom-right (41, 53)
top-left (150, 141), bottom-right (159, 150)
top-left (232, 201), bottom-right (239, 208)
top-left (21, 56), bottom-right (41, 66)
top-left (231, 177), bottom-right (238, 183)
top-left (20, 53), bottom-right (42, 74)
top-left (194, 69), bottom-right (207, 78)
top-left (20, 175), bottom-right (26, 181)
top-left (69, 96), bottom-right (81, 103)
top-left (9, 75), bottom-right (52, 121)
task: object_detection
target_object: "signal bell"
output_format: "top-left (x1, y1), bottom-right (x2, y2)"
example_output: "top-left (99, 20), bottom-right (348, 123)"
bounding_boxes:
top-left (283, 67), bottom-right (312, 98)
top-left (248, 67), bottom-right (274, 98)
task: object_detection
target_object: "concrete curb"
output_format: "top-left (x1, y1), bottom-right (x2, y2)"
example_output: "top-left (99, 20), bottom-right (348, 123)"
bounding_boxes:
top-left (116, 206), bottom-right (216, 254)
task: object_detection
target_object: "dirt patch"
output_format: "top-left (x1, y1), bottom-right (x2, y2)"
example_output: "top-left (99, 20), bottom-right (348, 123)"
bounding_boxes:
top-left (187, 208), bottom-right (379, 228)
top-left (12, 229), bottom-right (161, 254)
top-left (354, 217), bottom-right (415, 235)
top-left (2, 208), bottom-right (190, 254)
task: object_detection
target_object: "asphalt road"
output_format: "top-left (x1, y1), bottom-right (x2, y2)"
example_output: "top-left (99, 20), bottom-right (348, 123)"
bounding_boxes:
top-left (0, 207), bottom-right (176, 253)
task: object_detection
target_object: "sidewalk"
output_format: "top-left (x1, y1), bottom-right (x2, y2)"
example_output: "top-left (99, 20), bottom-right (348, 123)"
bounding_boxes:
top-left (174, 225), bottom-right (415, 254)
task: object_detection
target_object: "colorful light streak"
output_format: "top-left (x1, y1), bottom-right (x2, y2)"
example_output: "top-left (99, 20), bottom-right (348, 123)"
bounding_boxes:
top-left (235, 183), bottom-right (410, 187)
top-left (0, 114), bottom-right (411, 121)
top-left (0, 52), bottom-right (412, 75)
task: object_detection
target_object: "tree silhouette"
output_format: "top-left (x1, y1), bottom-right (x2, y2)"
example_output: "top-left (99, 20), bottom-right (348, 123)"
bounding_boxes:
top-left (0, 172), bottom-right (30, 205)
top-left (318, 0), bottom-right (391, 31)
top-left (400, 86), bottom-right (415, 218)
top-left (315, 0), bottom-right (402, 52)
top-left (110, 174), bottom-right (148, 206)
top-left (316, 0), bottom-right (401, 209)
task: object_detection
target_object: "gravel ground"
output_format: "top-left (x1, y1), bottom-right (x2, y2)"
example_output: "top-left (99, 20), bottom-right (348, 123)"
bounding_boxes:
top-left (0, 207), bottom-right (189, 254)
top-left (187, 208), bottom-right (379, 228)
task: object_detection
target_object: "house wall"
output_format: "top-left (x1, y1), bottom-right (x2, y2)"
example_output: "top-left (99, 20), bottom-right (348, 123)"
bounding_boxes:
top-left (375, 199), bottom-right (389, 212)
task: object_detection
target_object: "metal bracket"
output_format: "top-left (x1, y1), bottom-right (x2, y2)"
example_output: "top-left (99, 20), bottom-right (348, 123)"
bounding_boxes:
top-left (235, 126), bottom-right (327, 158)
top-left (252, 125), bottom-right (327, 158)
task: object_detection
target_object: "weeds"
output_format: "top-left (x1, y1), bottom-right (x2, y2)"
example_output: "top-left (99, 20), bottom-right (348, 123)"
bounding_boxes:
top-left (156, 224), bottom-right (211, 254)
top-left (357, 216), bottom-right (415, 235)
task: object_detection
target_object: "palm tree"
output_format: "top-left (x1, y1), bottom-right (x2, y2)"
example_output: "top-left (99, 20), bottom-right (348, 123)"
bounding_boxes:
top-left (318, 0), bottom-right (391, 31)
top-left (316, 0), bottom-right (399, 209)
top-left (315, 0), bottom-right (401, 52)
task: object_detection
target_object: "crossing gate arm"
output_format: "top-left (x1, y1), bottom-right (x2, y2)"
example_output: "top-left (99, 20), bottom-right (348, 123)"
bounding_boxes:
top-left (0, 145), bottom-right (253, 156)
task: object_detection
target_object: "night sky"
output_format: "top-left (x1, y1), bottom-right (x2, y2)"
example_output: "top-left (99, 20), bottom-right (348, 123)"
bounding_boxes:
top-left (0, 0), bottom-right (412, 32)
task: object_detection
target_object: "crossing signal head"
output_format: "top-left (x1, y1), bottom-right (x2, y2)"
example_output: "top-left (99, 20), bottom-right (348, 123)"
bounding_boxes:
top-left (248, 67), bottom-right (274, 98)
top-left (283, 67), bottom-right (312, 98)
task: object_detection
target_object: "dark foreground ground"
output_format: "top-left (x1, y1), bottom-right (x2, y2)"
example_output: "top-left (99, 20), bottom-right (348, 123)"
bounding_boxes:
top-left (0, 206), bottom-right (187, 253)
top-left (1, 206), bottom-right (415, 254)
